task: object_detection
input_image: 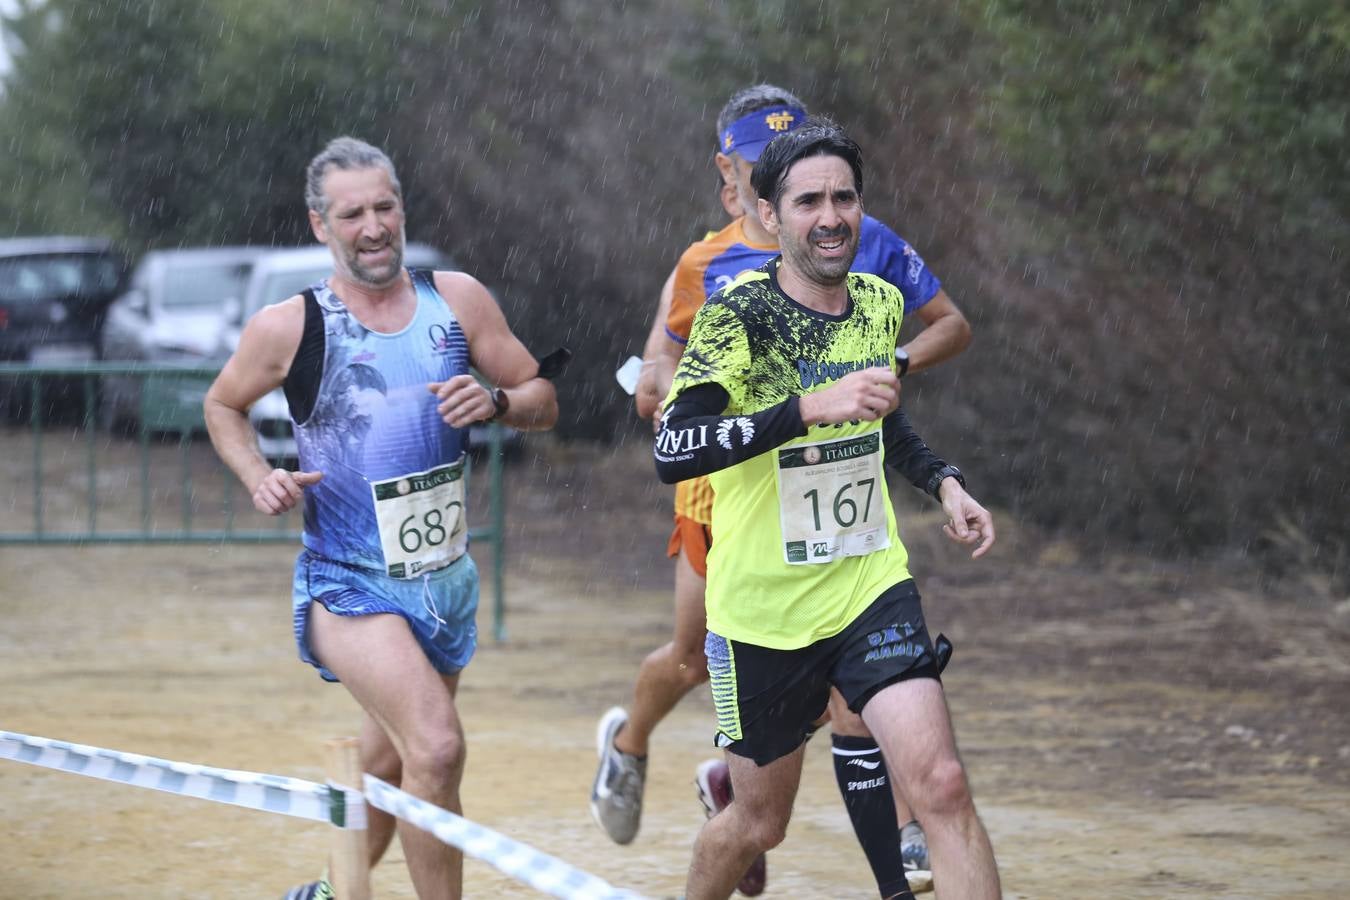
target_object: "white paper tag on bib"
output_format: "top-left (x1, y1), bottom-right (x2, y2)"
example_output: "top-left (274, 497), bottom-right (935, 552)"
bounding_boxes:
top-left (776, 432), bottom-right (889, 565)
top-left (370, 460), bottom-right (468, 579)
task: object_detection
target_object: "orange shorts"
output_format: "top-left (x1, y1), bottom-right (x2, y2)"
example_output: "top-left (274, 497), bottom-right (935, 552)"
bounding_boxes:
top-left (667, 513), bottom-right (713, 579)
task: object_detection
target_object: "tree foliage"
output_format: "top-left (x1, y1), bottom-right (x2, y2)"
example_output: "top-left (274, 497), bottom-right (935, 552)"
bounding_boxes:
top-left (0, 0), bottom-right (442, 246)
top-left (668, 0), bottom-right (1348, 567)
top-left (979, 0), bottom-right (1350, 241)
top-left (0, 0), bottom-right (1343, 571)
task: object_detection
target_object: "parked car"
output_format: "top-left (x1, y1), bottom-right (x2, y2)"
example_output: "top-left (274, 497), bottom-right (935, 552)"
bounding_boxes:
top-left (0, 237), bottom-right (128, 421)
top-left (229, 242), bottom-right (451, 332)
top-left (227, 244), bottom-right (522, 466)
top-left (99, 245), bottom-right (272, 433)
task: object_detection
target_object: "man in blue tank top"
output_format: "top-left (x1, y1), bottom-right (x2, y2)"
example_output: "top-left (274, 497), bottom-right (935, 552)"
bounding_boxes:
top-left (204, 136), bottom-right (558, 900)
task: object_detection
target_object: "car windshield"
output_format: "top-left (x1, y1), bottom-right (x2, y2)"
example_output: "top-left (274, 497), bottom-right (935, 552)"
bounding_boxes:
top-left (160, 260), bottom-right (254, 310)
top-left (251, 267), bottom-right (330, 315)
top-left (0, 254), bottom-right (121, 305)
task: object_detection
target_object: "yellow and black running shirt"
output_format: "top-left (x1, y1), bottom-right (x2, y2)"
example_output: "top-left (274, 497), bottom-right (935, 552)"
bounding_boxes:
top-left (667, 262), bottom-right (913, 649)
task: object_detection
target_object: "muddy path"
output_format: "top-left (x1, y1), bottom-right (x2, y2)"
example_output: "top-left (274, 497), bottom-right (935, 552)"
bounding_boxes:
top-left (2, 435), bottom-right (1348, 898)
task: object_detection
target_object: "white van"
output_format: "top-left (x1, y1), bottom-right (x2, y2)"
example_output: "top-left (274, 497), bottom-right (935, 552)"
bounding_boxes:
top-left (100, 245), bottom-right (272, 432)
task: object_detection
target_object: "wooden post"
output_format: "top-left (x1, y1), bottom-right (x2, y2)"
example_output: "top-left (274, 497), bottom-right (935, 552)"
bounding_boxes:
top-left (325, 737), bottom-right (372, 900)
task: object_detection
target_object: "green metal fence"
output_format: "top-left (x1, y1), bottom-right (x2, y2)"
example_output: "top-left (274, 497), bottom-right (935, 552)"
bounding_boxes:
top-left (0, 362), bottom-right (509, 639)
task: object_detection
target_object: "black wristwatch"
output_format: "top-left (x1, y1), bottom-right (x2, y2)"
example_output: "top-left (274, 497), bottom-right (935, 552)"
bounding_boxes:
top-left (895, 347), bottom-right (911, 378)
top-left (489, 387), bottom-right (510, 420)
top-left (926, 464), bottom-right (965, 501)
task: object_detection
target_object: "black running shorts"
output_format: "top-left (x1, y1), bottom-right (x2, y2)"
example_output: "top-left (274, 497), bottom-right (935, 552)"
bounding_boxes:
top-left (705, 579), bottom-right (945, 766)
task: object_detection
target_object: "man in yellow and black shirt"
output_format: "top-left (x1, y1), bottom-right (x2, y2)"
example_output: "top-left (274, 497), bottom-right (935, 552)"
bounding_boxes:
top-left (655, 119), bottom-right (1001, 900)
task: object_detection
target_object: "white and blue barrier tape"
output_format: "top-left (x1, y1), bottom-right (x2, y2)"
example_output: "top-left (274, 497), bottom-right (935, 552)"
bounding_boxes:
top-left (0, 730), bottom-right (365, 828)
top-left (2, 730), bottom-right (648, 899)
top-left (364, 775), bottom-right (647, 900)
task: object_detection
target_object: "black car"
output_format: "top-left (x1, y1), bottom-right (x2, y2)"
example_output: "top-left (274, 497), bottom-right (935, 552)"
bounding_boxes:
top-left (0, 237), bottom-right (128, 421)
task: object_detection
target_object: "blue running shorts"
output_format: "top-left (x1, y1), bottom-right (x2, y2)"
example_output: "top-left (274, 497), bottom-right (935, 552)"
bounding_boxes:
top-left (292, 549), bottom-right (479, 682)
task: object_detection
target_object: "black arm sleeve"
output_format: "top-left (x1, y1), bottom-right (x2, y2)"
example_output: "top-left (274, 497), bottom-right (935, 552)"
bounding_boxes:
top-left (654, 382), bottom-right (808, 484)
top-left (881, 406), bottom-right (949, 498)
top-left (282, 289), bottom-right (324, 426)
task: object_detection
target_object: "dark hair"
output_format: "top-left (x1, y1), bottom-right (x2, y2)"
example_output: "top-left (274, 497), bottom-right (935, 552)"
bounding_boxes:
top-left (750, 117), bottom-right (863, 209)
top-left (715, 84), bottom-right (808, 138)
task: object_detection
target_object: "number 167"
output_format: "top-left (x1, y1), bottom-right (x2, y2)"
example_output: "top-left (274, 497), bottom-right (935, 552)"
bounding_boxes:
top-left (802, 478), bottom-right (875, 531)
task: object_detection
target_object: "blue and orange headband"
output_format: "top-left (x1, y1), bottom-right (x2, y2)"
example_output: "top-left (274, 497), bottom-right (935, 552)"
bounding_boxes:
top-left (719, 105), bottom-right (807, 162)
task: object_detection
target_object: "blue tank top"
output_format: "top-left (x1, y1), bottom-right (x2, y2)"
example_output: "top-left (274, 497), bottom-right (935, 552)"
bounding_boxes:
top-left (293, 269), bottom-right (471, 571)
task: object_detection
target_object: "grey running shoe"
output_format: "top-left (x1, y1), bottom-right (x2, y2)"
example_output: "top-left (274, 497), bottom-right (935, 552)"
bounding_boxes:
top-left (695, 758), bottom-right (767, 897)
top-left (590, 706), bottom-right (647, 844)
top-left (901, 819), bottom-right (934, 894)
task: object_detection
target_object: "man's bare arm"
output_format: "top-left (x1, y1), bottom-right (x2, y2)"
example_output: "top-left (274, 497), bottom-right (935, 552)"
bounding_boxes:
top-left (901, 289), bottom-right (971, 374)
top-left (203, 297), bottom-right (318, 514)
top-left (635, 266), bottom-right (677, 419)
top-left (432, 271), bottom-right (558, 431)
top-left (652, 331), bottom-right (685, 410)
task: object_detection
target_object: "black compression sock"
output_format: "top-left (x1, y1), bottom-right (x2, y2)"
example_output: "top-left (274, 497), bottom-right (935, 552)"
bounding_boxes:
top-left (831, 733), bottom-right (912, 899)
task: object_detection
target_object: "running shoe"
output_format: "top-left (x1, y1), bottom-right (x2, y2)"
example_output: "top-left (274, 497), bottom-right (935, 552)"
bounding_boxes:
top-left (695, 758), bottom-right (767, 897)
top-left (900, 819), bottom-right (934, 894)
top-left (589, 706), bottom-right (647, 844)
top-left (282, 875), bottom-right (335, 900)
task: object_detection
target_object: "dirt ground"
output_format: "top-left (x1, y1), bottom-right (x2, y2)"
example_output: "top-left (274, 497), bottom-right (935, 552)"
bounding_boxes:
top-left (2, 431), bottom-right (1349, 899)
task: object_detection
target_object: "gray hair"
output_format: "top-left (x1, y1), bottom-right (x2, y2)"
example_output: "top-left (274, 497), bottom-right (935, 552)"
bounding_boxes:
top-left (304, 136), bottom-right (403, 216)
top-left (715, 84), bottom-right (809, 137)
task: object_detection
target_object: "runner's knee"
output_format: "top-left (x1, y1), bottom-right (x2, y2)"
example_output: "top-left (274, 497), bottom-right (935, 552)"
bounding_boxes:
top-left (737, 808), bottom-right (790, 852)
top-left (674, 645), bottom-right (710, 687)
top-left (402, 731), bottom-right (467, 790)
top-left (364, 741), bottom-right (402, 782)
top-left (828, 706), bottom-right (870, 737)
top-left (909, 756), bottom-right (971, 818)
